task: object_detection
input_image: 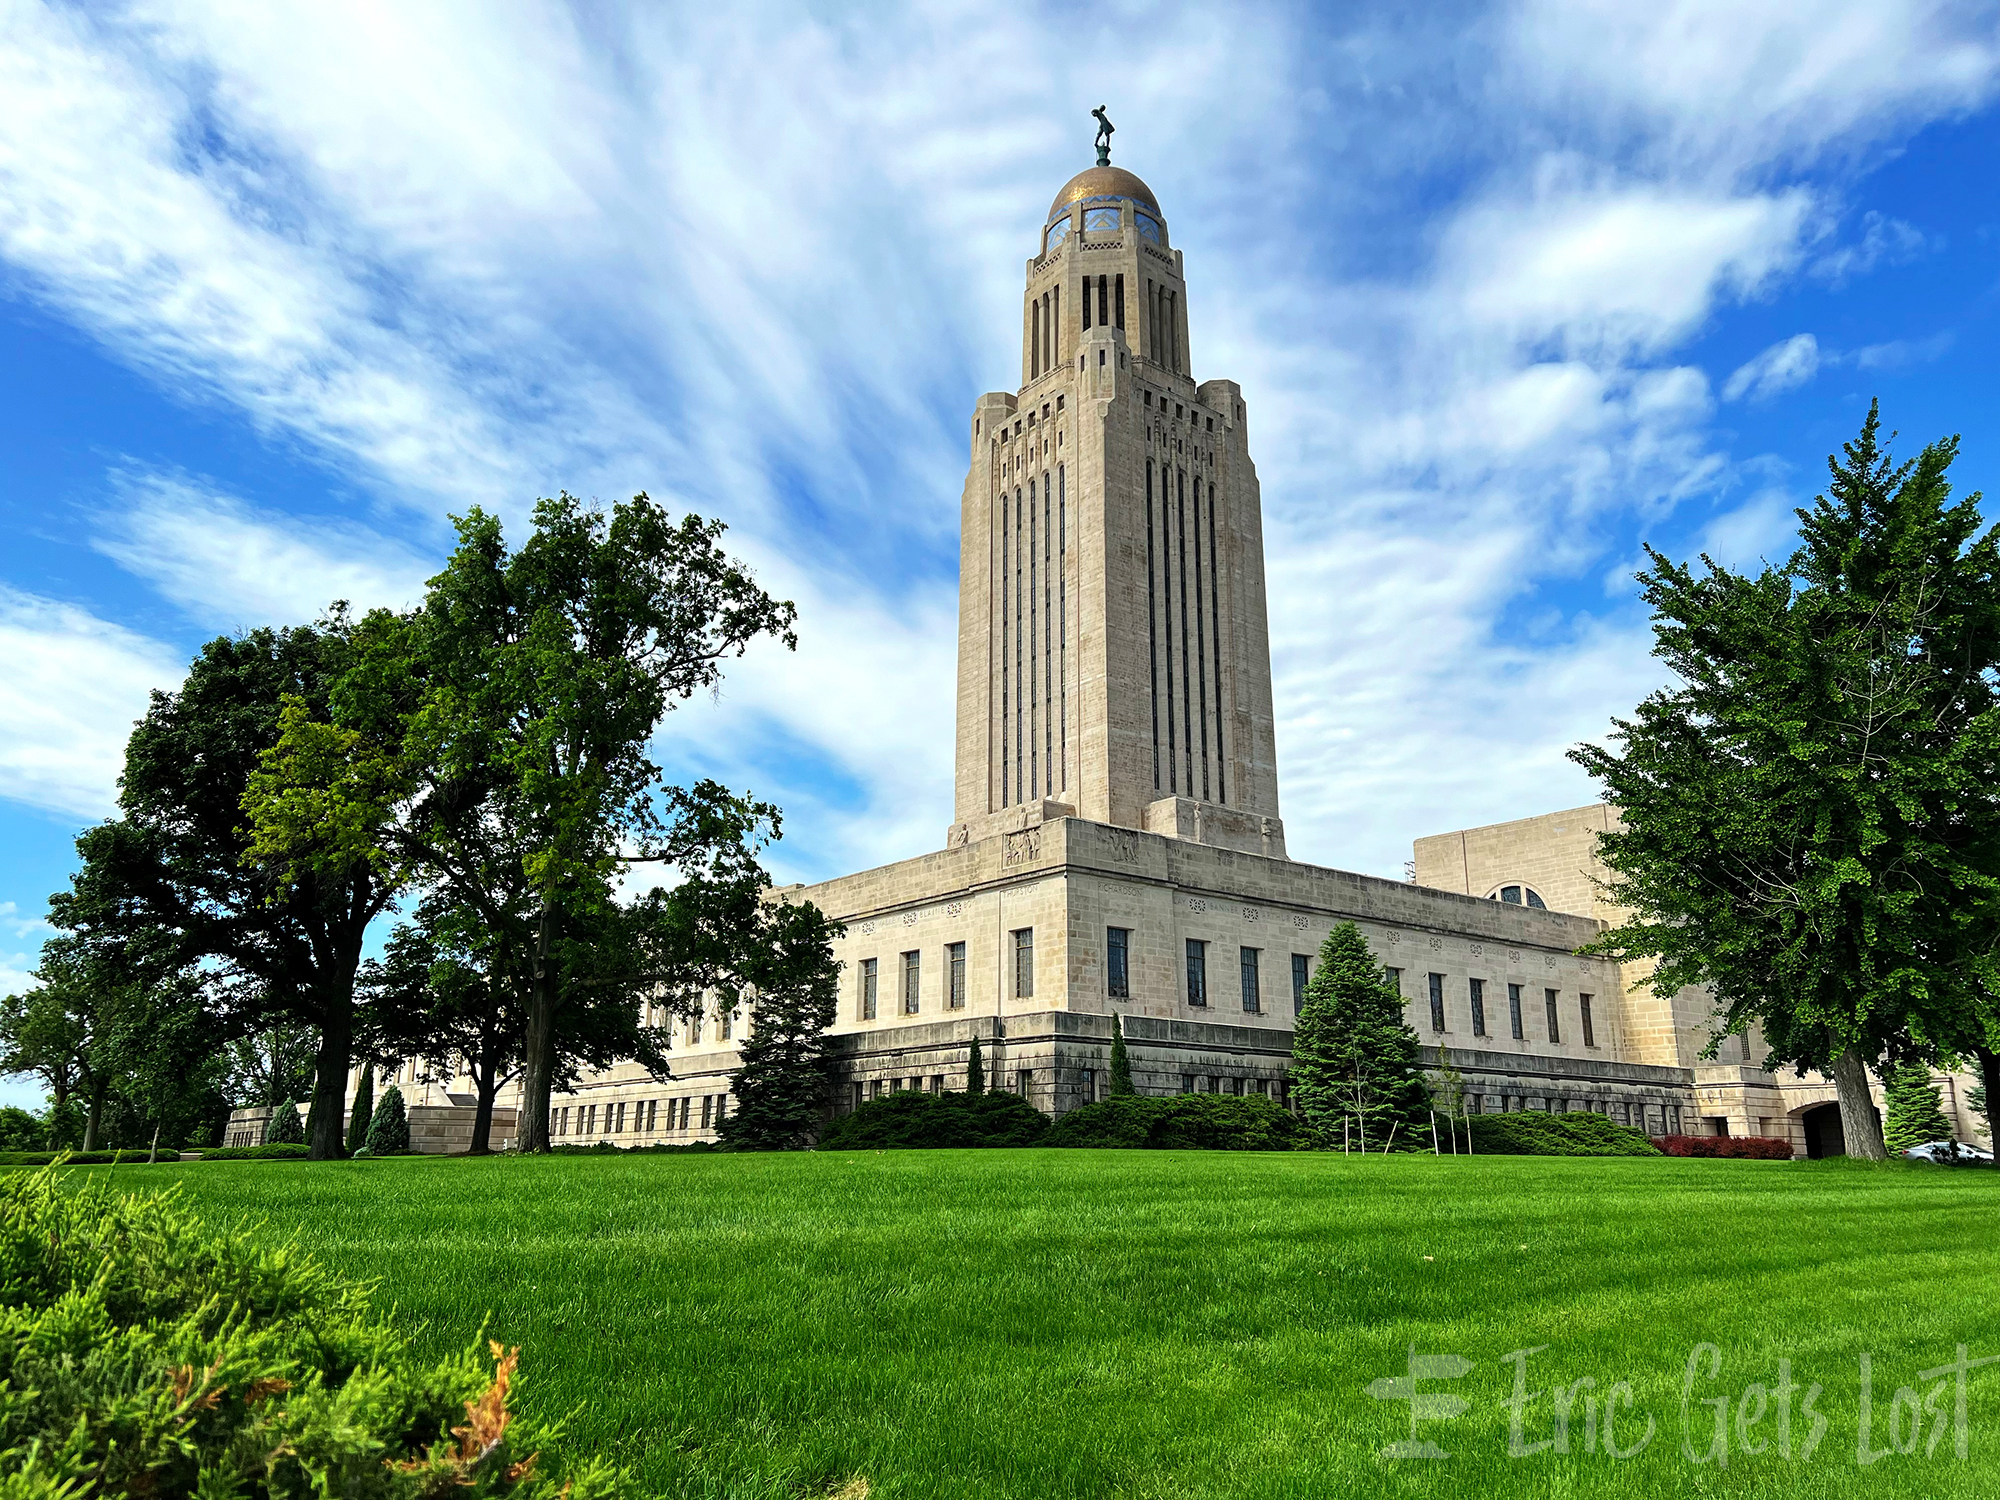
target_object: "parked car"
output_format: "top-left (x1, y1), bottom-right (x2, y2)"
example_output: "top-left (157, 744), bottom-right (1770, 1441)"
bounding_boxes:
top-left (1905, 1140), bottom-right (1995, 1163)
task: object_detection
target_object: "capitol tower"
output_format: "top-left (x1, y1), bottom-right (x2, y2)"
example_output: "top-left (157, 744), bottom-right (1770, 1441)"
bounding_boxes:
top-left (947, 155), bottom-right (1285, 859)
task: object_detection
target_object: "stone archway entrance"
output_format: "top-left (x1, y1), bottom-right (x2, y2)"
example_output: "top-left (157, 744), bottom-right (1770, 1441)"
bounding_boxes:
top-left (1801, 1102), bottom-right (1845, 1159)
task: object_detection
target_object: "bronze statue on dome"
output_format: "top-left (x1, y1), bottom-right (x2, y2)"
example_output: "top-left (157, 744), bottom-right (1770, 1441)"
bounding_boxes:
top-left (1092, 106), bottom-right (1114, 166)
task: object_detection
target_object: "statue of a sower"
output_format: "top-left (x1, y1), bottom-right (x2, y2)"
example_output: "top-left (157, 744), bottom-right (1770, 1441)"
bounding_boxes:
top-left (1093, 105), bottom-right (1114, 166)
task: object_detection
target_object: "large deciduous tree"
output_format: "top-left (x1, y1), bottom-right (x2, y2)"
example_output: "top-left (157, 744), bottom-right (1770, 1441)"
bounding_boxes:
top-left (418, 493), bottom-right (796, 1152)
top-left (1572, 404), bottom-right (2000, 1161)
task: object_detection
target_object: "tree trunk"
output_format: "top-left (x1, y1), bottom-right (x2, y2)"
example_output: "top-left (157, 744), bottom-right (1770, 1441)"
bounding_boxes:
top-left (517, 899), bottom-right (557, 1153)
top-left (1975, 1045), bottom-right (2000, 1168)
top-left (308, 996), bottom-right (353, 1161)
top-left (81, 1078), bottom-right (107, 1152)
top-left (1830, 1047), bottom-right (1888, 1160)
top-left (469, 1049), bottom-right (499, 1156)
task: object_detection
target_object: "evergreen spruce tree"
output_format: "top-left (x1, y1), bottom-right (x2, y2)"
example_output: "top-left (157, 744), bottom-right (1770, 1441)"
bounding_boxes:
top-left (1291, 923), bottom-right (1433, 1150)
top-left (720, 961), bottom-right (840, 1151)
top-left (346, 1068), bottom-right (375, 1155)
top-left (1882, 1061), bottom-right (1953, 1155)
top-left (1109, 1013), bottom-right (1135, 1096)
top-left (364, 1083), bottom-right (411, 1154)
top-left (263, 1096), bottom-right (305, 1146)
top-left (966, 1033), bottom-right (985, 1095)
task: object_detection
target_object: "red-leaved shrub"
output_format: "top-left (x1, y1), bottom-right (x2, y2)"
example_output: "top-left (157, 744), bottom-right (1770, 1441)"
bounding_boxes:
top-left (1658, 1134), bottom-right (1793, 1160)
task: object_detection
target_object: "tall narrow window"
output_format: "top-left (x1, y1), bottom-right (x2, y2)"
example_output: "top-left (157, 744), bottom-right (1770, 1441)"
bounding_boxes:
top-left (902, 950), bottom-right (921, 1015)
top-left (1239, 947), bottom-right (1261, 1013)
top-left (1192, 479), bottom-right (1210, 799)
top-left (1051, 286), bottom-right (1059, 363)
top-left (860, 957), bottom-right (878, 1020)
top-left (1030, 294), bottom-right (1040, 376)
top-left (1508, 983), bottom-right (1524, 1040)
top-left (1107, 927), bottom-right (1130, 999)
top-left (1097, 274), bottom-right (1107, 326)
top-left (948, 941), bottom-right (966, 1009)
top-left (1013, 928), bottom-right (1035, 998)
top-left (1146, 460), bottom-right (1161, 787)
top-left (1015, 487), bottom-right (1025, 801)
top-left (999, 487), bottom-right (1010, 806)
top-left (1580, 994), bottom-right (1596, 1048)
top-left (1115, 273), bottom-right (1124, 329)
top-left (1058, 464), bottom-right (1067, 790)
top-left (1043, 474), bottom-right (1054, 795)
top-left (1177, 469), bottom-right (1193, 792)
top-left (1291, 953), bottom-right (1310, 1016)
top-left (1544, 989), bottom-right (1562, 1043)
top-left (700, 1095), bottom-right (713, 1130)
top-left (1428, 972), bottom-right (1446, 1032)
top-left (1469, 978), bottom-right (1487, 1037)
top-left (1028, 479), bottom-right (1038, 799)
top-left (1208, 484), bottom-right (1226, 804)
top-left (1160, 460), bottom-right (1177, 791)
top-left (1082, 275), bottom-right (1092, 330)
top-left (1186, 939), bottom-right (1208, 1007)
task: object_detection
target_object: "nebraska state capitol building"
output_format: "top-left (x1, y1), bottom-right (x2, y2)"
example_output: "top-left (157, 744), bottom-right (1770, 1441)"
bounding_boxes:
top-left (320, 146), bottom-right (1978, 1158)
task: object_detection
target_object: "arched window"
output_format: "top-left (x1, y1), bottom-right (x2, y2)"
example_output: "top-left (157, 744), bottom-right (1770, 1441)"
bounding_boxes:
top-left (1487, 884), bottom-right (1549, 910)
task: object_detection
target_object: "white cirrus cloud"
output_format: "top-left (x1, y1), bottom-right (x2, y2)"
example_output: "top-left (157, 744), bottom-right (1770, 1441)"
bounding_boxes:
top-left (0, 587), bottom-right (184, 820)
top-left (1723, 333), bottom-right (1822, 402)
top-left (93, 471), bottom-right (438, 630)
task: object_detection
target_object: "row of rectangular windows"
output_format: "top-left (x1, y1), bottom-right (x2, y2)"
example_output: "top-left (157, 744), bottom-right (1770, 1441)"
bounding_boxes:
top-left (553, 1094), bottom-right (727, 1139)
top-left (853, 929), bottom-right (1597, 1046)
top-left (1407, 970), bottom-right (1598, 1048)
top-left (847, 1071), bottom-right (1285, 1111)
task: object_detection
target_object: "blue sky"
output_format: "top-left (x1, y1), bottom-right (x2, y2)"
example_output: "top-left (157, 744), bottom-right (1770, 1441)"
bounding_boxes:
top-left (2, 2), bottom-right (1998, 1082)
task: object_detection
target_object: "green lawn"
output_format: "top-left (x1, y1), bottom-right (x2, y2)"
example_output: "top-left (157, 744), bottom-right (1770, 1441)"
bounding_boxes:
top-left (87, 1150), bottom-right (2000, 1499)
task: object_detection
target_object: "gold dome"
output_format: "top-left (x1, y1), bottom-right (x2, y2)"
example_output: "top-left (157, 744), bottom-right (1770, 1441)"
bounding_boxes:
top-left (1048, 165), bottom-right (1160, 222)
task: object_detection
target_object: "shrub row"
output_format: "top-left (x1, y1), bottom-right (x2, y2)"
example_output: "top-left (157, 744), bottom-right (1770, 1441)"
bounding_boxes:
top-left (1044, 1093), bottom-right (1303, 1151)
top-left (0, 1149), bottom-right (140, 1166)
top-left (817, 1090), bottom-right (1049, 1149)
top-left (1659, 1134), bottom-right (1794, 1159)
top-left (0, 1163), bottom-right (625, 1499)
top-left (549, 1140), bottom-right (720, 1155)
top-left (192, 1143), bottom-right (315, 1161)
top-left (1466, 1111), bottom-right (1663, 1157)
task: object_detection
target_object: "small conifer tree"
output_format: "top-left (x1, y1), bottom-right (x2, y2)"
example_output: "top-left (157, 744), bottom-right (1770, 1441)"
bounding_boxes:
top-left (967, 1033), bottom-right (985, 1095)
top-left (1882, 1061), bottom-right (1953, 1155)
top-left (365, 1084), bottom-right (411, 1154)
top-left (1109, 1014), bottom-right (1135, 1095)
top-left (1291, 923), bottom-right (1433, 1150)
top-left (264, 1097), bottom-right (306, 1146)
top-left (346, 1068), bottom-right (376, 1155)
top-left (720, 947), bottom-right (841, 1150)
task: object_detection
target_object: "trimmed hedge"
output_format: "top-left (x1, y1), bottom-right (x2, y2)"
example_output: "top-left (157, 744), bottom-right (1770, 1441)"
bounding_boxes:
top-left (1660, 1134), bottom-right (1794, 1160)
top-left (0, 1150), bottom-right (137, 1167)
top-left (818, 1090), bottom-right (1049, 1150)
top-left (1467, 1111), bottom-right (1663, 1157)
top-left (1044, 1093), bottom-right (1304, 1151)
top-left (0, 1163), bottom-right (626, 1499)
top-left (549, 1141), bottom-right (719, 1155)
top-left (191, 1144), bottom-right (314, 1162)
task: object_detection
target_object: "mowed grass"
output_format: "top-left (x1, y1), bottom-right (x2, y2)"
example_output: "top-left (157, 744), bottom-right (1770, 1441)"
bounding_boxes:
top-left (83, 1150), bottom-right (2000, 1499)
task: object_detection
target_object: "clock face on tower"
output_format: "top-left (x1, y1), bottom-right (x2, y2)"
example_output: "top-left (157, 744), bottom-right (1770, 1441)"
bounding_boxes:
top-left (947, 159), bottom-right (1285, 863)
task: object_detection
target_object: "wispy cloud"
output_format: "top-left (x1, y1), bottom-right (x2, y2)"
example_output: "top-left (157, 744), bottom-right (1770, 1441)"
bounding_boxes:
top-left (0, 587), bottom-right (184, 820)
top-left (1724, 333), bottom-right (1821, 402)
top-left (94, 471), bottom-right (437, 630)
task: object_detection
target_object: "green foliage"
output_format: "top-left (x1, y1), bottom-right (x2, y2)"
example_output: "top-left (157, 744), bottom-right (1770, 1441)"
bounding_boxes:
top-left (817, 1090), bottom-right (1047, 1150)
top-left (263, 1098), bottom-right (306, 1146)
top-left (966, 1034), bottom-right (985, 1096)
top-left (1108, 1015), bottom-right (1134, 1096)
top-left (365, 1085), bottom-right (411, 1155)
top-left (718, 900), bottom-right (844, 1150)
top-left (1289, 923), bottom-right (1432, 1150)
top-left (0, 1164), bottom-right (622, 1499)
top-left (192, 1144), bottom-right (314, 1161)
top-left (347, 1068), bottom-right (375, 1155)
top-left (1882, 1061), bottom-right (1955, 1154)
top-left (0, 1109), bottom-right (43, 1153)
top-left (1468, 1111), bottom-right (1663, 1157)
top-left (1044, 1093), bottom-right (1302, 1150)
top-left (0, 1151), bottom-right (136, 1166)
top-left (1572, 404), bottom-right (2000, 1160)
